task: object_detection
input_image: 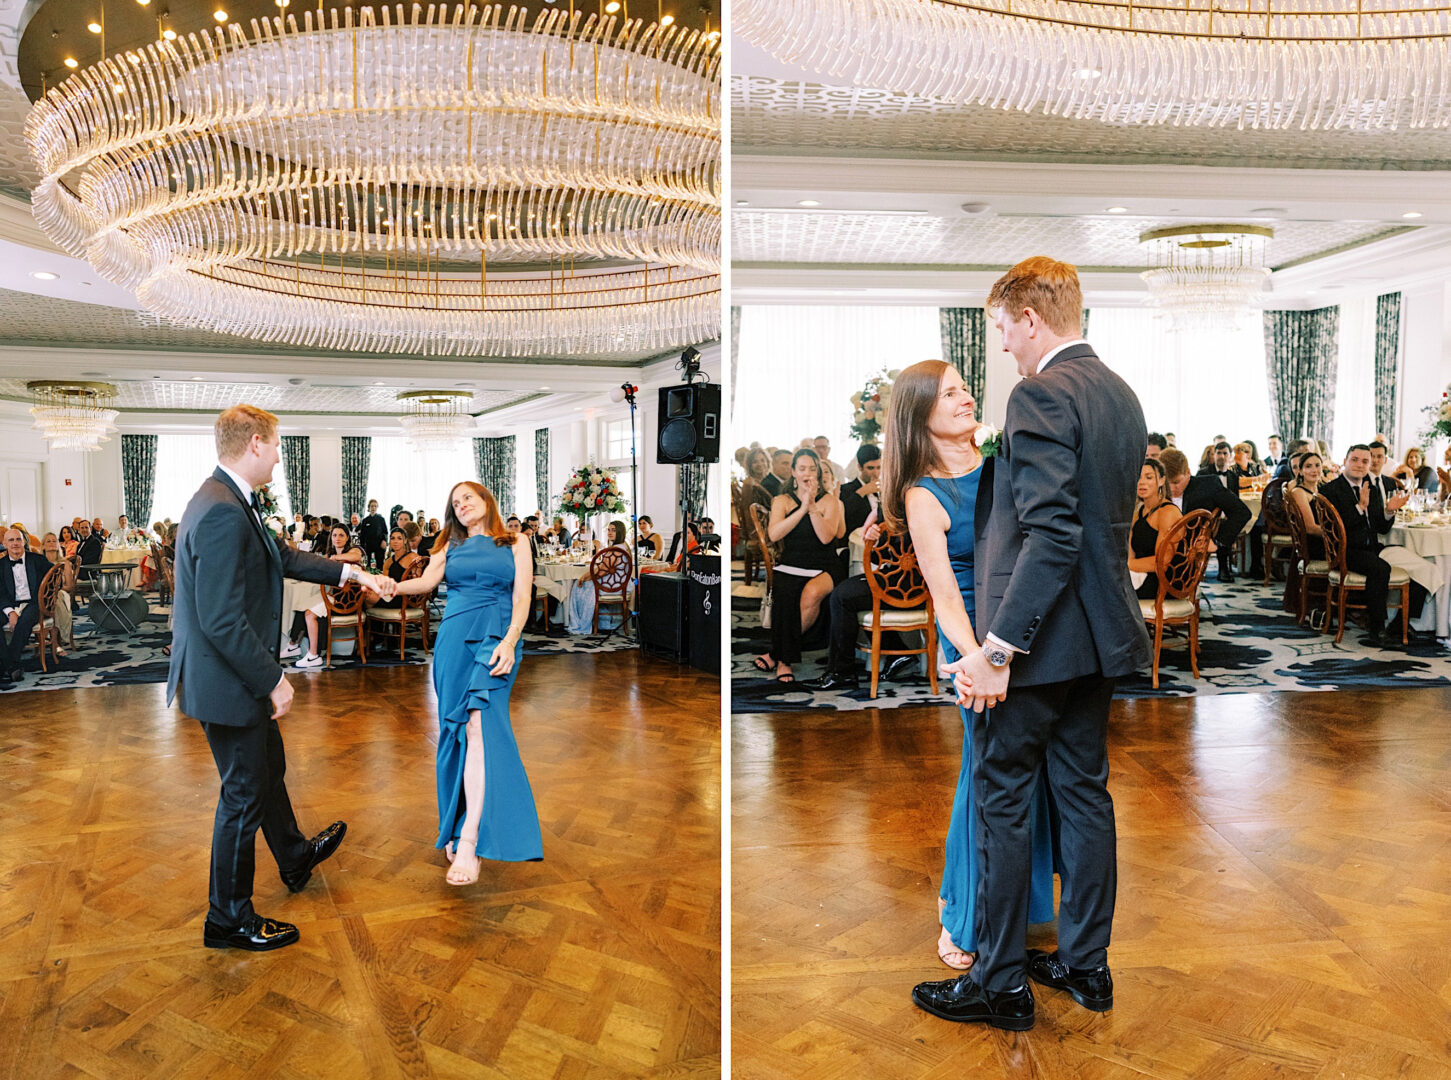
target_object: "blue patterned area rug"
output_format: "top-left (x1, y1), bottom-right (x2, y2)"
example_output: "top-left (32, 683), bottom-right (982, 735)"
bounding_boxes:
top-left (1, 604), bottom-right (638, 696)
top-left (730, 565), bottom-right (1451, 713)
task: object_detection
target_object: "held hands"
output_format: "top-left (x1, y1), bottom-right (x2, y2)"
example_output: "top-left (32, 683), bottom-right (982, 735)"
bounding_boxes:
top-left (942, 648), bottom-right (1011, 714)
top-left (371, 574), bottom-right (398, 600)
top-left (270, 673), bottom-right (295, 719)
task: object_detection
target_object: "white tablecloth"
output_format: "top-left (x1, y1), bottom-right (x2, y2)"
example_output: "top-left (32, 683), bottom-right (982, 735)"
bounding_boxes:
top-left (1385, 522), bottom-right (1451, 637)
top-left (101, 547), bottom-right (149, 589)
top-left (535, 560), bottom-right (594, 603)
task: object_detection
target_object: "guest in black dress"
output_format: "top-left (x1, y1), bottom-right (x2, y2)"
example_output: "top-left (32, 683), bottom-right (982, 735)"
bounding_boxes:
top-left (1286, 451), bottom-right (1327, 561)
top-left (753, 448), bottom-right (846, 682)
top-left (1129, 458), bottom-right (1182, 600)
top-left (366, 528), bottom-right (419, 610)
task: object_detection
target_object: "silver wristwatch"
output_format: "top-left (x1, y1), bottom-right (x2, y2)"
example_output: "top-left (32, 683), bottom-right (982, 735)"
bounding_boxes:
top-left (981, 642), bottom-right (1011, 667)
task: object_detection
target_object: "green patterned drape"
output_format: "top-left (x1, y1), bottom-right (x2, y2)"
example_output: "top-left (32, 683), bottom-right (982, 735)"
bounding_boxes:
top-left (1081, 308), bottom-right (1090, 337)
top-left (474, 436), bottom-right (517, 515)
top-left (340, 436), bottom-right (371, 519)
top-left (121, 434), bottom-right (157, 526)
top-left (729, 305), bottom-right (742, 414)
top-left (1264, 307), bottom-right (1340, 446)
top-left (678, 462), bottom-right (709, 521)
top-left (1374, 293), bottom-right (1402, 438)
top-left (939, 308), bottom-right (986, 400)
top-left (281, 435), bottom-right (310, 516)
top-left (534, 428), bottom-right (549, 513)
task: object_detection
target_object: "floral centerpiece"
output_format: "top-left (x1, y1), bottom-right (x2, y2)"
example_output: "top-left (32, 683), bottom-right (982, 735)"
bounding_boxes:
top-left (1421, 385), bottom-right (1451, 442)
top-left (559, 464), bottom-right (628, 519)
top-left (849, 368), bottom-right (900, 443)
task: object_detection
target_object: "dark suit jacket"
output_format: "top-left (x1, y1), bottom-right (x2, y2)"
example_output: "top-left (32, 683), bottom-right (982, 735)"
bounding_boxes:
top-left (359, 512), bottom-right (387, 548)
top-left (972, 345), bottom-right (1151, 686)
top-left (1182, 474), bottom-right (1252, 548)
top-left (167, 468), bottom-right (350, 727)
top-left (1321, 473), bottom-right (1394, 553)
top-left (1, 551), bottom-right (53, 615)
top-left (761, 473), bottom-right (785, 497)
top-left (76, 534), bottom-right (104, 569)
top-left (1197, 465), bottom-right (1241, 493)
top-left (838, 479), bottom-right (878, 536)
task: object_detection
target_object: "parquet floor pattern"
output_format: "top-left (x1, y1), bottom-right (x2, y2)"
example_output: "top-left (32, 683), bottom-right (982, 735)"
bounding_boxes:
top-left (733, 690), bottom-right (1451, 1079)
top-left (0, 651), bottom-right (720, 1079)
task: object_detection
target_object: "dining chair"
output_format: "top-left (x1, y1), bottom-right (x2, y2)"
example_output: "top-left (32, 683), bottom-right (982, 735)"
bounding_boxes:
top-left (1283, 492), bottom-right (1329, 628)
top-left (588, 546), bottom-right (633, 634)
top-left (1311, 493), bottom-right (1410, 644)
top-left (365, 559), bottom-right (431, 660)
top-left (30, 565), bottom-right (66, 672)
top-left (1140, 509), bottom-right (1216, 689)
top-left (1260, 478), bottom-right (1296, 584)
top-left (320, 580), bottom-right (368, 666)
top-left (856, 527), bottom-right (936, 699)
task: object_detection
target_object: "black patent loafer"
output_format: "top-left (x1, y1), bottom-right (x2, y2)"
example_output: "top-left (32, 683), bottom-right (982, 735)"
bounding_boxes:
top-left (1026, 949), bottom-right (1113, 1011)
top-left (801, 671), bottom-right (859, 692)
top-left (883, 655), bottom-right (919, 682)
top-left (911, 974), bottom-right (1035, 1030)
top-left (203, 913), bottom-right (299, 951)
top-left (280, 820), bottom-right (347, 893)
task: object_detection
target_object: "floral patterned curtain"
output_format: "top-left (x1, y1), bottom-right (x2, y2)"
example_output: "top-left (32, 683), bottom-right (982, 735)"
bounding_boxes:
top-left (939, 308), bottom-right (986, 401)
top-left (678, 462), bottom-right (710, 521)
top-left (121, 434), bottom-right (158, 526)
top-left (1081, 308), bottom-right (1090, 337)
top-left (1263, 307), bottom-right (1340, 446)
top-left (475, 436), bottom-right (517, 515)
top-left (340, 436), bottom-right (371, 519)
top-left (534, 428), bottom-right (550, 513)
top-left (1374, 293), bottom-right (1402, 439)
top-left (281, 435), bottom-right (310, 516)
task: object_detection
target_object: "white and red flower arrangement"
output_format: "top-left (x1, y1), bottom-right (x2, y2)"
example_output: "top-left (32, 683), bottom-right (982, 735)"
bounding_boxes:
top-left (559, 463), bottom-right (628, 518)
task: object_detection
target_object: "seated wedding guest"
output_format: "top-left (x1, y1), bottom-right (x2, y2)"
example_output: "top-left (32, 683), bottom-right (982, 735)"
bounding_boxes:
top-left (57, 525), bottom-right (78, 560)
top-left (1274, 439), bottom-right (1312, 482)
top-left (1264, 434), bottom-right (1284, 471)
top-left (114, 514), bottom-right (134, 543)
top-left (1161, 448), bottom-right (1250, 584)
top-left (565, 520), bottom-right (630, 634)
top-left (636, 515), bottom-right (664, 559)
top-left (294, 524), bottom-right (365, 669)
top-left (1129, 459), bottom-right (1182, 600)
top-left (741, 447), bottom-right (775, 513)
top-left (1197, 444), bottom-right (1217, 473)
top-left (418, 517), bottom-right (442, 556)
top-left (1231, 442), bottom-right (1263, 480)
top-left (12, 522), bottom-right (41, 552)
top-left (90, 517), bottom-right (109, 542)
top-left (1321, 445), bottom-right (1411, 645)
top-left (1145, 432), bottom-right (1167, 460)
top-left (1393, 447), bottom-right (1438, 494)
top-left (1, 526), bottom-right (54, 688)
top-left (572, 521), bottom-right (598, 555)
top-left (1286, 451), bottom-right (1327, 559)
top-left (754, 448), bottom-right (846, 683)
top-left (403, 520), bottom-right (423, 555)
top-left (813, 435), bottom-right (848, 486)
top-left (506, 515), bottom-right (522, 535)
top-left (38, 532), bottom-right (75, 652)
top-left (762, 449), bottom-right (792, 497)
top-left (1198, 441), bottom-right (1239, 491)
top-left (697, 517), bottom-right (720, 550)
top-left (365, 528), bottom-right (419, 614)
top-left (1367, 440), bottom-right (1403, 505)
top-left (395, 509), bottom-right (414, 532)
top-left (666, 521), bottom-right (701, 564)
top-left (75, 521), bottom-right (104, 579)
top-left (839, 445), bottom-right (883, 535)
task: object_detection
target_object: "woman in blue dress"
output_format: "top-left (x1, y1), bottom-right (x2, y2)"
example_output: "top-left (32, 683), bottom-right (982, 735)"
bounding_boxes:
top-left (394, 481), bottom-right (542, 886)
top-left (881, 360), bottom-right (1056, 972)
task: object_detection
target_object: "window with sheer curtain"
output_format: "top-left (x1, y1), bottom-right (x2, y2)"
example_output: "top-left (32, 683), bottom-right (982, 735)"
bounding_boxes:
top-left (734, 305), bottom-right (943, 461)
top-left (150, 432), bottom-right (293, 524)
top-left (366, 437), bottom-right (476, 526)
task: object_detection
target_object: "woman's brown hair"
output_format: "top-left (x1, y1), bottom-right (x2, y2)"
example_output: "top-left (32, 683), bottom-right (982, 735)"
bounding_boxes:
top-left (436, 481), bottom-right (515, 549)
top-left (784, 448), bottom-right (824, 499)
top-left (880, 360), bottom-right (953, 534)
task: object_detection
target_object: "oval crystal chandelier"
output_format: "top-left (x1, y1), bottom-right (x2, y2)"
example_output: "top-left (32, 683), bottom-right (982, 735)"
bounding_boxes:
top-left (26, 5), bottom-right (721, 358)
top-left (737, 0), bottom-right (1451, 131)
top-left (28, 381), bottom-right (120, 451)
top-left (398, 390), bottom-right (475, 450)
top-left (1140, 225), bottom-right (1274, 332)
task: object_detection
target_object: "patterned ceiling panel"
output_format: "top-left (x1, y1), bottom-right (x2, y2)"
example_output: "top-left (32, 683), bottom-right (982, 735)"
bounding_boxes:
top-left (731, 211), bottom-right (1407, 269)
top-left (733, 77), bottom-right (1451, 170)
top-left (0, 376), bottom-right (534, 414)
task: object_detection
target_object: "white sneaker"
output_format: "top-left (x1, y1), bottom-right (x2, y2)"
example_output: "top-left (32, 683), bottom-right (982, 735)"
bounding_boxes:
top-left (279, 641), bottom-right (301, 659)
top-left (294, 653), bottom-right (325, 669)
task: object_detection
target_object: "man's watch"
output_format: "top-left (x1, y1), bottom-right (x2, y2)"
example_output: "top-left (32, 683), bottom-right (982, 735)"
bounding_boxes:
top-left (981, 642), bottom-right (1012, 668)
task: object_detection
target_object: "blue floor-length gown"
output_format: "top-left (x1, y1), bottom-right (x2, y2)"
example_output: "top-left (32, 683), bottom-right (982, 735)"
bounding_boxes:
top-left (916, 472), bottom-right (1056, 952)
top-left (431, 535), bottom-right (543, 860)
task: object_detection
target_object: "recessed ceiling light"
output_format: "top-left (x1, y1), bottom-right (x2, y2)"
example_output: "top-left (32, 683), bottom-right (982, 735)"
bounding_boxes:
top-left (797, 199), bottom-right (820, 207)
top-left (736, 199), bottom-right (748, 206)
top-left (64, 56), bottom-right (79, 68)
top-left (1403, 210), bottom-right (1424, 219)
top-left (373, 381), bottom-right (385, 386)
top-left (1106, 206), bottom-right (1128, 214)
top-left (660, 14), bottom-right (674, 25)
top-left (31, 271), bottom-right (59, 281)
top-left (213, 9), bottom-right (228, 22)
top-left (88, 21), bottom-right (102, 33)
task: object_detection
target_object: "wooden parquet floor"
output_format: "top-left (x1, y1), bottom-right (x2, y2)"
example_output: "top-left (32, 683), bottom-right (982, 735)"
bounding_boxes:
top-left (0, 650), bottom-right (720, 1080)
top-left (732, 690), bottom-right (1451, 1080)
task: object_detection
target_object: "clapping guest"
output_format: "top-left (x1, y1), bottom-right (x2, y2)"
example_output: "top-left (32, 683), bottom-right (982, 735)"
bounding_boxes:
top-left (1129, 459), bottom-right (1183, 599)
top-left (1393, 447), bottom-right (1439, 494)
top-left (1321, 445), bottom-right (1409, 645)
top-left (294, 524), bottom-right (364, 669)
top-left (753, 448), bottom-right (846, 683)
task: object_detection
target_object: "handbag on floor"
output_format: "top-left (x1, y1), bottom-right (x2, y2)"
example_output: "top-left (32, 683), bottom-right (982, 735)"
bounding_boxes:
top-left (759, 587), bottom-right (773, 629)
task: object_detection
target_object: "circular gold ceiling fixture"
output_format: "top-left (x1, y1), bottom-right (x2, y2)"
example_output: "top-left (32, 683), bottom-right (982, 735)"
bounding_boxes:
top-left (26, 5), bottom-right (721, 358)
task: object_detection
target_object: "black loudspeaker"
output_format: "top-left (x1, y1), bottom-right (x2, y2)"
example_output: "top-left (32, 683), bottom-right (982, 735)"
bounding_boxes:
top-left (638, 572), bottom-right (687, 662)
top-left (657, 383), bottom-right (721, 464)
top-left (686, 554), bottom-right (721, 675)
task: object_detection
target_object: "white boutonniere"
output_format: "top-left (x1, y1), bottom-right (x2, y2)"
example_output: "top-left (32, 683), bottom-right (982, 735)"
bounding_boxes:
top-left (974, 423), bottom-right (1002, 459)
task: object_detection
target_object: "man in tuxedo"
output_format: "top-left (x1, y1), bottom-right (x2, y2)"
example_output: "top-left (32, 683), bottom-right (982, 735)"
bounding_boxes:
top-left (838, 445), bottom-right (882, 535)
top-left (914, 257), bottom-right (1150, 1031)
top-left (1198, 441), bottom-right (1239, 492)
top-left (1161, 449), bottom-right (1252, 583)
top-left (1367, 441), bottom-right (1403, 506)
top-left (1, 527), bottom-right (53, 687)
top-left (169, 405), bottom-right (396, 951)
top-left (1322, 444), bottom-right (1409, 645)
top-left (1264, 434), bottom-right (1284, 472)
top-left (75, 520), bottom-right (104, 580)
top-left (761, 450), bottom-right (791, 497)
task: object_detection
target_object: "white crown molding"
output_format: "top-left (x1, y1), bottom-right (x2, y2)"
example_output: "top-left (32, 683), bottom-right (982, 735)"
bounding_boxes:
top-left (1270, 225), bottom-right (1451, 304)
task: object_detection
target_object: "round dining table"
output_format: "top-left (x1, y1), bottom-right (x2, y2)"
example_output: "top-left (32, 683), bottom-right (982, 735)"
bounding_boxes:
top-left (1384, 518), bottom-right (1451, 638)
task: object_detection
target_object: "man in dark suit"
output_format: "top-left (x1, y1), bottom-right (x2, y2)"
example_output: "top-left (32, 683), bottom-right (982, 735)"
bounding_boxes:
top-left (359, 499), bottom-right (387, 569)
top-left (1322, 444), bottom-right (1409, 645)
top-left (1367, 440), bottom-right (1403, 507)
top-left (838, 445), bottom-right (882, 536)
top-left (169, 405), bottom-right (395, 951)
top-left (761, 450), bottom-right (791, 497)
top-left (1, 526), bottom-right (53, 687)
top-left (1198, 440), bottom-right (1240, 492)
top-left (1162, 449), bottom-right (1252, 584)
top-left (75, 520), bottom-right (104, 580)
top-left (1263, 434), bottom-right (1284, 472)
top-left (1273, 439), bottom-right (1311, 483)
top-left (913, 257), bottom-right (1150, 1032)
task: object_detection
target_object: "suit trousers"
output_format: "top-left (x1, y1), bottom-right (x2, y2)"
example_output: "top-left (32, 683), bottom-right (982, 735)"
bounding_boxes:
top-left (971, 673), bottom-right (1117, 992)
top-left (825, 576), bottom-right (907, 674)
top-left (201, 716), bottom-right (311, 927)
top-left (3, 600), bottom-right (40, 667)
top-left (1344, 548), bottom-right (1391, 632)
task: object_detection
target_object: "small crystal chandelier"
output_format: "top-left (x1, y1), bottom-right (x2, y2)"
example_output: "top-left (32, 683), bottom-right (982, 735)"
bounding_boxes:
top-left (28, 381), bottom-right (120, 451)
top-left (737, 0), bottom-right (1451, 132)
top-left (1139, 225), bottom-right (1274, 332)
top-left (26, 5), bottom-right (721, 358)
top-left (397, 391), bottom-right (475, 451)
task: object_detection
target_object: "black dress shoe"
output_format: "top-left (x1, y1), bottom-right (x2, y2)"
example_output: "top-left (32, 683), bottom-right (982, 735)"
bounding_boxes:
top-left (1360, 630), bottom-right (1385, 647)
top-left (883, 655), bottom-right (919, 682)
top-left (802, 670), bottom-right (859, 691)
top-left (911, 974), bottom-right (1035, 1030)
top-left (1026, 949), bottom-right (1113, 1011)
top-left (280, 820), bottom-right (347, 892)
top-left (1217, 569), bottom-right (1236, 584)
top-left (203, 913), bottom-right (299, 951)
